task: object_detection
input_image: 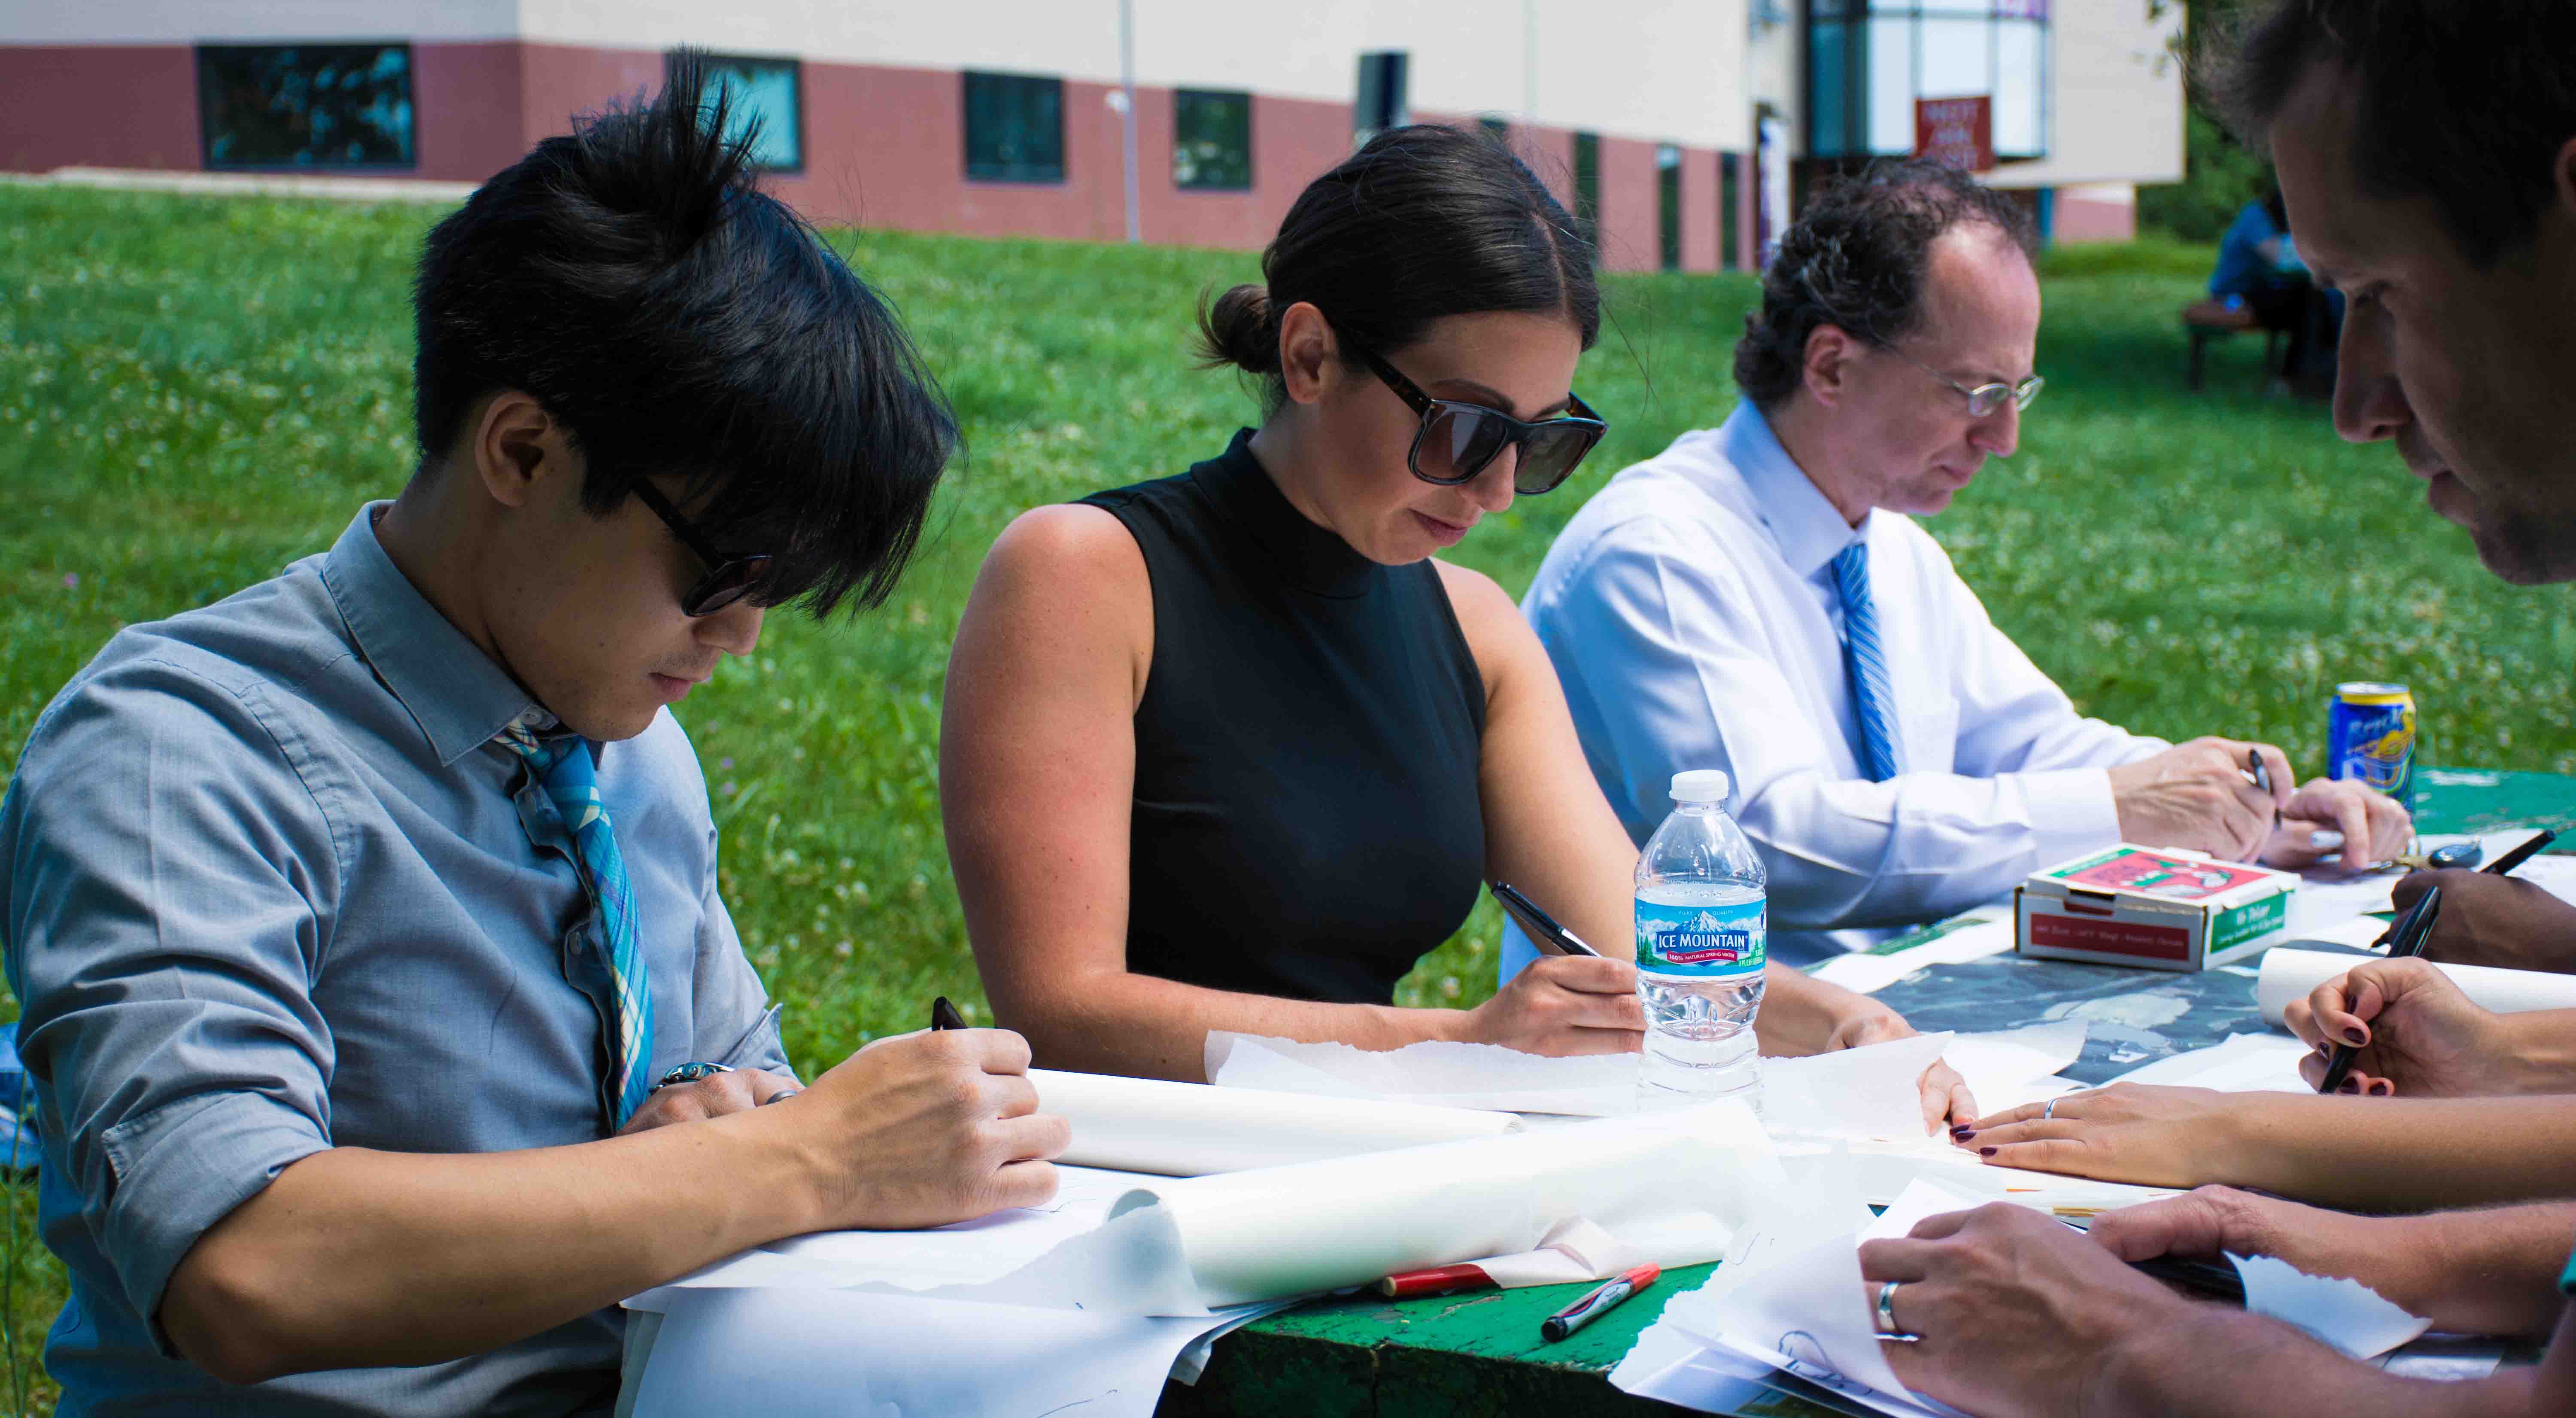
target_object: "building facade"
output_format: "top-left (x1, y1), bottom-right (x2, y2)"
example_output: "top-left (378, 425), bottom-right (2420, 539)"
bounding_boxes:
top-left (0, 2), bottom-right (2184, 271)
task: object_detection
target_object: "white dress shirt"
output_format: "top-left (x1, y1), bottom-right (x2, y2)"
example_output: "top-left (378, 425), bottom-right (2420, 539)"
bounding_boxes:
top-left (1504, 402), bottom-right (2166, 974)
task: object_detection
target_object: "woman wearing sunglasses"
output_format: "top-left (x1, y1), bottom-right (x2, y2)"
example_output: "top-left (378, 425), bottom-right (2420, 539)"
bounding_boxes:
top-left (941, 126), bottom-right (1964, 1121)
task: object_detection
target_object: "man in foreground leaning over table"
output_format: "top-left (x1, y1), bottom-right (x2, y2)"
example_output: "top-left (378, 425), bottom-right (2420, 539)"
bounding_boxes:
top-left (1505, 159), bottom-right (2405, 977)
top-left (1867, 4), bottom-right (2576, 1414)
top-left (0, 60), bottom-right (1063, 1417)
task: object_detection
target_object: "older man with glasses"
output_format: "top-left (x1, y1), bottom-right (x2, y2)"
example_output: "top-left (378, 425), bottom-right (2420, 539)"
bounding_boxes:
top-left (1502, 159), bottom-right (2407, 980)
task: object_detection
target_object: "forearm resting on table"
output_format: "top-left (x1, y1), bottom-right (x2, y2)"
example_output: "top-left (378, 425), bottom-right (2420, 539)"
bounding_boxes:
top-left (989, 968), bottom-right (1467, 1081)
top-left (2222, 1096), bottom-right (2576, 1211)
top-left (1753, 962), bottom-right (1897, 1056)
top-left (2098, 1302), bottom-right (2569, 1418)
top-left (162, 1110), bottom-right (818, 1384)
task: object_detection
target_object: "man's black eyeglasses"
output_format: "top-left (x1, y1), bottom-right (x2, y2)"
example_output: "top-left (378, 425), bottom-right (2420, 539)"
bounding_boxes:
top-left (628, 480), bottom-right (773, 617)
top-left (1352, 346), bottom-right (1609, 496)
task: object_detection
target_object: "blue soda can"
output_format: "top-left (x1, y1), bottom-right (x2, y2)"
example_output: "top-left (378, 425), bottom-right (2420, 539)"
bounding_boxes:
top-left (2327, 682), bottom-right (2415, 803)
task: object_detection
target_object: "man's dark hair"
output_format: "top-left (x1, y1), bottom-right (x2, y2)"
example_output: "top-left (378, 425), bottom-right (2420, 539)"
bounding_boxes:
top-left (412, 51), bottom-right (955, 617)
top-left (1733, 159), bottom-right (2037, 411)
top-left (2211, 1), bottom-right (2576, 269)
top-left (1197, 124), bottom-right (1598, 403)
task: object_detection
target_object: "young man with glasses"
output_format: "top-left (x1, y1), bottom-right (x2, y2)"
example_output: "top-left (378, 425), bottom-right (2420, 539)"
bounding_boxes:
top-left (0, 59), bottom-right (1065, 1416)
top-left (1505, 160), bottom-right (2407, 977)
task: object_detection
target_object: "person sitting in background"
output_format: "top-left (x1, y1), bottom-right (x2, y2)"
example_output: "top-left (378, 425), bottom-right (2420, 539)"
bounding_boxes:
top-left (1503, 159), bottom-right (2405, 981)
top-left (941, 125), bottom-right (1970, 1129)
top-left (1878, 3), bottom-right (2576, 1412)
top-left (2208, 187), bottom-right (2339, 388)
top-left (0, 61), bottom-right (1063, 1416)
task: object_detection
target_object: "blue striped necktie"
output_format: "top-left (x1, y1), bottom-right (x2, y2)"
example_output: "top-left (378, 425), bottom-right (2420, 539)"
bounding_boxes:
top-left (497, 722), bottom-right (656, 1128)
top-left (1830, 542), bottom-right (1901, 783)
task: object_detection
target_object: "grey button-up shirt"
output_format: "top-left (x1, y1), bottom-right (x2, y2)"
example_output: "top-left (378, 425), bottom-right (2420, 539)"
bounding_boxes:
top-left (2, 505), bottom-right (788, 1416)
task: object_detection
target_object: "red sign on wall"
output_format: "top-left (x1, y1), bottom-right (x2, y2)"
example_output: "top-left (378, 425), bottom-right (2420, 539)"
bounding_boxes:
top-left (1914, 96), bottom-right (1994, 173)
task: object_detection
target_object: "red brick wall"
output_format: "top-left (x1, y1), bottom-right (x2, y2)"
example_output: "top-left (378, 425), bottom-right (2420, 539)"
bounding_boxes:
top-left (0, 40), bottom-right (1757, 270)
top-left (0, 46), bottom-right (200, 172)
top-left (411, 42), bottom-right (526, 183)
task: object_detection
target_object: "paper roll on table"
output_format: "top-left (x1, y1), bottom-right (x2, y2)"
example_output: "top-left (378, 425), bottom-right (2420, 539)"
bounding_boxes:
top-left (2257, 948), bottom-right (2576, 1026)
top-left (1033, 1068), bottom-right (1521, 1176)
top-left (1100, 1105), bottom-right (1777, 1309)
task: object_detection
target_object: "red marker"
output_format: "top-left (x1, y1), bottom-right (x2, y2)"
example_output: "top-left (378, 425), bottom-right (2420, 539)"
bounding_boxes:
top-left (1376, 1263), bottom-right (1498, 1299)
top-left (1540, 1263), bottom-right (1661, 1342)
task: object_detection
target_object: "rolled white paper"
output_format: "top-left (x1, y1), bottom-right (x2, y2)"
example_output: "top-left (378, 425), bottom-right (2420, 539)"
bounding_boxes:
top-left (1033, 1068), bottom-right (1520, 1176)
top-left (1106, 1103), bottom-right (1775, 1308)
top-left (2256, 948), bottom-right (2576, 1026)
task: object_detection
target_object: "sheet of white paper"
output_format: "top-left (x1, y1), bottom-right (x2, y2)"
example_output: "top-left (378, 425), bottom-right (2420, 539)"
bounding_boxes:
top-left (644, 1105), bottom-right (1781, 1318)
top-left (632, 1165), bottom-right (1155, 1305)
top-left (1033, 1068), bottom-right (1519, 1175)
top-left (1940, 1022), bottom-right (2087, 1114)
top-left (627, 1285), bottom-right (1250, 1418)
top-left (1810, 914), bottom-right (2017, 996)
top-left (2258, 948), bottom-right (2576, 1026)
top-left (1763, 1032), bottom-right (1954, 1140)
top-left (1610, 1318), bottom-right (1784, 1412)
top-left (2104, 1030), bottom-right (2315, 1093)
top-left (1660, 1179), bottom-right (1987, 1416)
top-left (1211, 1025), bottom-right (2082, 1135)
top-left (1206, 1031), bottom-right (1640, 1115)
top-left (2233, 1251), bottom-right (2433, 1358)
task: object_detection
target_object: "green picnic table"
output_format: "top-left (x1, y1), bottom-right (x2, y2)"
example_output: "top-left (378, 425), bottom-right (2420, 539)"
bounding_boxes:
top-left (1160, 767), bottom-right (2576, 1417)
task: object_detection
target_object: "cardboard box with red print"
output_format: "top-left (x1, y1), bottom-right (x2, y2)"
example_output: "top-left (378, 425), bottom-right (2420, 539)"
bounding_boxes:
top-left (2016, 845), bottom-right (2299, 972)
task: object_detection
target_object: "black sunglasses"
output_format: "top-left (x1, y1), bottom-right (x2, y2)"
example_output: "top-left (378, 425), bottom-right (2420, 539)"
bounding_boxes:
top-left (627, 480), bottom-right (774, 617)
top-left (1353, 347), bottom-right (1608, 496)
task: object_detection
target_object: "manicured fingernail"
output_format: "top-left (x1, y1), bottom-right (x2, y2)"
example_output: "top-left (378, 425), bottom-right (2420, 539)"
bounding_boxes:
top-left (2314, 1041), bottom-right (2332, 1056)
top-left (2342, 1027), bottom-right (2367, 1045)
top-left (1979, 1146), bottom-right (1998, 1156)
top-left (2339, 1078), bottom-right (2361, 1093)
top-left (1951, 1128), bottom-right (1975, 1139)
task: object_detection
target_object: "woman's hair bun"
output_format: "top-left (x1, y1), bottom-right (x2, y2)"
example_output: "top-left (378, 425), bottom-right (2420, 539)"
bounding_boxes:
top-left (1195, 283), bottom-right (1280, 374)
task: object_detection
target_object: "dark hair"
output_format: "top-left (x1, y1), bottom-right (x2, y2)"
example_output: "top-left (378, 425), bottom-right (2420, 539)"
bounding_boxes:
top-left (411, 50), bottom-right (956, 617)
top-left (1733, 158), bottom-right (2037, 411)
top-left (2209, 1), bottom-right (2576, 269)
top-left (1197, 125), bottom-right (1598, 403)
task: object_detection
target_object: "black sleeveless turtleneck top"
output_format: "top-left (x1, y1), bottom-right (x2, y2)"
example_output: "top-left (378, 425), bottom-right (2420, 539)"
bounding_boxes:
top-left (1077, 429), bottom-right (1488, 1005)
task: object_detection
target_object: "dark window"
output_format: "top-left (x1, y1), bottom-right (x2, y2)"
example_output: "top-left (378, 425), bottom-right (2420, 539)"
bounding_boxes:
top-left (196, 43), bottom-right (415, 169)
top-left (1173, 89), bottom-right (1252, 191)
top-left (1720, 152), bottom-right (1742, 271)
top-left (1355, 52), bottom-right (1409, 141)
top-left (1572, 131), bottom-right (1601, 260)
top-left (676, 53), bottom-right (802, 173)
top-left (1656, 143), bottom-right (1683, 271)
top-left (964, 71), bottom-right (1065, 183)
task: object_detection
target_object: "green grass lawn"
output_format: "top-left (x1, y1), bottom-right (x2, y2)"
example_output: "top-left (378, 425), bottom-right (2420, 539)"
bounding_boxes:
top-left (4, 186), bottom-right (2575, 1408)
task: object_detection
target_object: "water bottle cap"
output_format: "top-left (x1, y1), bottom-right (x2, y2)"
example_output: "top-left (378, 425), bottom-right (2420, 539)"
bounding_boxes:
top-left (1669, 770), bottom-right (1731, 803)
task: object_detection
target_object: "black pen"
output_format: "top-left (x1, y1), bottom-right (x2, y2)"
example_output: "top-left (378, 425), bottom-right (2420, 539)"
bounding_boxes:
top-left (2132, 1255), bottom-right (2248, 1305)
top-left (2485, 828), bottom-right (2559, 878)
top-left (930, 995), bottom-right (967, 1031)
top-left (2055, 1219), bottom-right (2247, 1305)
top-left (2317, 885), bottom-right (2441, 1094)
top-left (1491, 882), bottom-right (1601, 958)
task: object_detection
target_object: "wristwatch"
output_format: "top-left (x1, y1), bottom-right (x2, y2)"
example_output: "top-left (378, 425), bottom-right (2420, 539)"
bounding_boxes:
top-left (654, 1061), bottom-right (735, 1089)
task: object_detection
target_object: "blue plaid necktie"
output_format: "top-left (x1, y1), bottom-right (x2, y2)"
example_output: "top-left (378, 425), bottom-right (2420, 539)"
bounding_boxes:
top-left (497, 722), bottom-right (656, 1127)
top-left (1830, 542), bottom-right (1901, 783)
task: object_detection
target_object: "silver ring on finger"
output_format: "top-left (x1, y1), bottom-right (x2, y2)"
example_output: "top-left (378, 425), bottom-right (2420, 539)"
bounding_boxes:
top-left (2042, 1098), bottom-right (2057, 1121)
top-left (1874, 1281), bottom-right (1923, 1343)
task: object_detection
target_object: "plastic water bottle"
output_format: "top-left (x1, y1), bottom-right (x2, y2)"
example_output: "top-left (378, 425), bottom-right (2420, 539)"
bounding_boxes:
top-left (1634, 770), bottom-right (1768, 1112)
